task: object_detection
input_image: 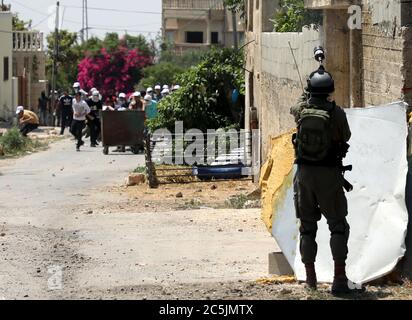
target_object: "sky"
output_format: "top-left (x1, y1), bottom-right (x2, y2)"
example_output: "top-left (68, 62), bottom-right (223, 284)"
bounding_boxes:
top-left (8, 0), bottom-right (162, 41)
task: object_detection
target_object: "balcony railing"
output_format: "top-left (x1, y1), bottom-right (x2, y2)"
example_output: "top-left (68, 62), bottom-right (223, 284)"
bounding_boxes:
top-left (13, 31), bottom-right (44, 52)
top-left (163, 0), bottom-right (224, 10)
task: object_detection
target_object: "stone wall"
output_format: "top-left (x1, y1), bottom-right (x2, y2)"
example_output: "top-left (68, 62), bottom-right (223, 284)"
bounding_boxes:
top-left (361, 1), bottom-right (405, 106)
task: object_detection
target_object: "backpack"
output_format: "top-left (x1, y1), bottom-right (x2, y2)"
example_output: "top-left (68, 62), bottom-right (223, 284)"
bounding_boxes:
top-left (295, 102), bottom-right (334, 162)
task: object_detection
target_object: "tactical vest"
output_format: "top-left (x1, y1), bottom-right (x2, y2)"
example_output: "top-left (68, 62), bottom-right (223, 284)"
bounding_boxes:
top-left (295, 101), bottom-right (335, 163)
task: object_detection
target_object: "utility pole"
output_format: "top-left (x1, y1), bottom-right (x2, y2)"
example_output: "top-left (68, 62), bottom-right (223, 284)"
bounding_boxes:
top-left (81, 0), bottom-right (84, 44)
top-left (51, 1), bottom-right (60, 127)
top-left (232, 9), bottom-right (238, 50)
top-left (85, 0), bottom-right (89, 42)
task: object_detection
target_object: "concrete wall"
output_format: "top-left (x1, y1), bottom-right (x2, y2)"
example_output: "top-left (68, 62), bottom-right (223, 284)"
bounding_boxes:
top-left (257, 28), bottom-right (323, 159)
top-left (0, 12), bottom-right (13, 121)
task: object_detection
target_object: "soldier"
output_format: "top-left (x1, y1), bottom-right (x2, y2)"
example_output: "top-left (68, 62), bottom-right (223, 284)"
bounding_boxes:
top-left (290, 65), bottom-right (363, 295)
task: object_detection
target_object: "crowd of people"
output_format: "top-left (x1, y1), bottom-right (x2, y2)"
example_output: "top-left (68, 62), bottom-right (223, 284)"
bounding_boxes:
top-left (17, 82), bottom-right (180, 152)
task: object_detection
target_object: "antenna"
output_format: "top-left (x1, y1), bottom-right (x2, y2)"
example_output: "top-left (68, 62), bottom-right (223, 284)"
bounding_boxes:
top-left (288, 41), bottom-right (305, 94)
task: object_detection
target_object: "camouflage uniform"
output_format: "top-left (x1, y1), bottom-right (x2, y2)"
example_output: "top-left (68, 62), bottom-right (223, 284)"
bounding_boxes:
top-left (291, 95), bottom-right (352, 265)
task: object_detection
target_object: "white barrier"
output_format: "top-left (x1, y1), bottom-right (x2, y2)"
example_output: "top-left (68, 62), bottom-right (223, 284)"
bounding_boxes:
top-left (272, 102), bottom-right (409, 284)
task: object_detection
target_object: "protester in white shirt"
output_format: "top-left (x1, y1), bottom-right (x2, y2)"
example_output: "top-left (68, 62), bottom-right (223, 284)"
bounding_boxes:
top-left (71, 92), bottom-right (90, 151)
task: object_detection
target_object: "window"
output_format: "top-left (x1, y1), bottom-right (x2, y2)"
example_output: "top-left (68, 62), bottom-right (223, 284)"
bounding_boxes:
top-left (186, 32), bottom-right (203, 43)
top-left (165, 31), bottom-right (175, 42)
top-left (211, 32), bottom-right (219, 44)
top-left (3, 57), bottom-right (9, 81)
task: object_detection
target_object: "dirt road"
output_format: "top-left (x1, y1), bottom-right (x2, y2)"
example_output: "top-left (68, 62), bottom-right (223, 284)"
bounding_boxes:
top-left (0, 138), bottom-right (277, 300)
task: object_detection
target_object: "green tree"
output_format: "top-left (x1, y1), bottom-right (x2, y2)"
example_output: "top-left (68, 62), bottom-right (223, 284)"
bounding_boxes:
top-left (46, 30), bottom-right (81, 91)
top-left (138, 62), bottom-right (184, 90)
top-left (224, 0), bottom-right (246, 18)
top-left (272, 0), bottom-right (322, 32)
top-left (147, 48), bottom-right (245, 132)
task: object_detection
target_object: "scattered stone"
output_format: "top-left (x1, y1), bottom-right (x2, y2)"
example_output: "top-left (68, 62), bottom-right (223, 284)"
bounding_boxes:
top-left (176, 192), bottom-right (183, 198)
top-left (196, 189), bottom-right (202, 193)
top-left (238, 229), bottom-right (243, 232)
top-left (85, 210), bottom-right (93, 215)
top-left (211, 185), bottom-right (217, 190)
top-left (126, 174), bottom-right (146, 186)
top-left (0, 233), bottom-right (5, 237)
top-left (280, 289), bottom-right (292, 295)
top-left (217, 228), bottom-right (223, 232)
top-left (243, 199), bottom-right (261, 209)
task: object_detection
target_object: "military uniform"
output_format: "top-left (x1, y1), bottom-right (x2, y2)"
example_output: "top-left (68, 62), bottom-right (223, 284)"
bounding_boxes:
top-left (291, 95), bottom-right (351, 266)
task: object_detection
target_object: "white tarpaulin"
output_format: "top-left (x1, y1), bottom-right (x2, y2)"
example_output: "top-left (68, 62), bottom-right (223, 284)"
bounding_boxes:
top-left (272, 102), bottom-right (409, 284)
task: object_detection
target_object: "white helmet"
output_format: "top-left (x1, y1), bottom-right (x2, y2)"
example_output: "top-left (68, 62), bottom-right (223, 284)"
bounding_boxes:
top-left (172, 85), bottom-right (181, 91)
top-left (161, 88), bottom-right (170, 95)
top-left (155, 85), bottom-right (161, 90)
top-left (119, 93), bottom-right (126, 99)
top-left (144, 94), bottom-right (152, 101)
top-left (92, 90), bottom-right (100, 96)
top-left (73, 82), bottom-right (80, 88)
top-left (162, 85), bottom-right (169, 90)
top-left (147, 87), bottom-right (153, 93)
top-left (133, 91), bottom-right (141, 97)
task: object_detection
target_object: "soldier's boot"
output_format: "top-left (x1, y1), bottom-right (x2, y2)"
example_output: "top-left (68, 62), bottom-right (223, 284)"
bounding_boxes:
top-left (304, 263), bottom-right (317, 290)
top-left (331, 262), bottom-right (365, 296)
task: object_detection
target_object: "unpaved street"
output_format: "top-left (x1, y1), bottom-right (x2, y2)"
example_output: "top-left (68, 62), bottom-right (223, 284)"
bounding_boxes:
top-left (0, 138), bottom-right (277, 299)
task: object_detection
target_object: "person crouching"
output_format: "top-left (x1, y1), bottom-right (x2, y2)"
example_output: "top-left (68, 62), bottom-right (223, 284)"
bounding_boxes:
top-left (71, 92), bottom-right (90, 152)
top-left (16, 106), bottom-right (40, 137)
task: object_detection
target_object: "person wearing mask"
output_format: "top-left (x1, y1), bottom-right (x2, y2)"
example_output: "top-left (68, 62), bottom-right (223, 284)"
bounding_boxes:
top-left (146, 87), bottom-right (154, 100)
top-left (71, 92), bottom-right (90, 152)
top-left (129, 92), bottom-right (143, 111)
top-left (161, 88), bottom-right (170, 98)
top-left (144, 94), bottom-right (158, 121)
top-left (115, 93), bottom-right (128, 111)
top-left (154, 85), bottom-right (162, 102)
top-left (59, 90), bottom-right (74, 135)
top-left (86, 90), bottom-right (103, 147)
top-left (16, 106), bottom-right (40, 137)
top-left (38, 91), bottom-right (49, 126)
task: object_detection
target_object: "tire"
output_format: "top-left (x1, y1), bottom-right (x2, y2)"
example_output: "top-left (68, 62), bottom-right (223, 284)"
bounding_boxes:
top-left (103, 146), bottom-right (109, 155)
top-left (130, 145), bottom-right (139, 154)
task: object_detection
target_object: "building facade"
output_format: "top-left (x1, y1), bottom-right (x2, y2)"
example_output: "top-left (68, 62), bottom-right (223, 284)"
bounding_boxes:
top-left (12, 30), bottom-right (47, 113)
top-left (0, 12), bottom-right (13, 121)
top-left (162, 0), bottom-right (246, 54)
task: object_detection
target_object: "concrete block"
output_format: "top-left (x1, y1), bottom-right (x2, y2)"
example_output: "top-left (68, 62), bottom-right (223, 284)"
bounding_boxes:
top-left (268, 252), bottom-right (294, 276)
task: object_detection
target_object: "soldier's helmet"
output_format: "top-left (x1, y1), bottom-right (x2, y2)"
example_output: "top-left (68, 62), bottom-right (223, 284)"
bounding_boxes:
top-left (307, 66), bottom-right (335, 95)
